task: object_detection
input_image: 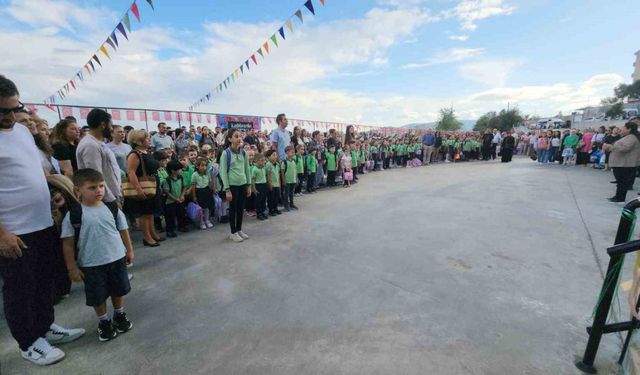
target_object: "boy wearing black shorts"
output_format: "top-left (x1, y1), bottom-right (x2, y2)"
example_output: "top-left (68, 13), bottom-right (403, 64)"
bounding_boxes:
top-left (61, 169), bottom-right (135, 342)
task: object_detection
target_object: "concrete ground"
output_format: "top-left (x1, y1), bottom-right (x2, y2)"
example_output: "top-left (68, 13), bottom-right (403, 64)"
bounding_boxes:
top-left (0, 157), bottom-right (635, 375)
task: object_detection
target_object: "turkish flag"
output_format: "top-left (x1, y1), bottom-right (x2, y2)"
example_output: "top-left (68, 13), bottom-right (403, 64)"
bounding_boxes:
top-left (152, 112), bottom-right (160, 121)
top-left (126, 111), bottom-right (135, 121)
top-left (80, 108), bottom-right (90, 120)
top-left (206, 115), bottom-right (211, 124)
top-left (164, 112), bottom-right (173, 121)
top-left (139, 111), bottom-right (147, 121)
top-left (196, 114), bottom-right (202, 123)
top-left (61, 106), bottom-right (73, 118)
top-left (111, 110), bottom-right (121, 121)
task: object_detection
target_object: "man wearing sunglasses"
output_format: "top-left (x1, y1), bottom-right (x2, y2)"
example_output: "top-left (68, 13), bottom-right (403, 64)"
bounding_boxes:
top-left (0, 76), bottom-right (84, 366)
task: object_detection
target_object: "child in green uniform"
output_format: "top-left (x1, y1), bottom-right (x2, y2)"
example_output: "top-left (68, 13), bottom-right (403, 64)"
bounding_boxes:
top-left (349, 142), bottom-right (359, 183)
top-left (281, 145), bottom-right (299, 211)
top-left (305, 148), bottom-right (318, 193)
top-left (219, 128), bottom-right (251, 243)
top-left (324, 145), bottom-right (338, 186)
top-left (191, 158), bottom-right (214, 230)
top-left (265, 150), bottom-right (282, 216)
top-left (295, 145), bottom-right (305, 195)
top-left (162, 160), bottom-right (189, 237)
top-left (251, 153), bottom-right (269, 220)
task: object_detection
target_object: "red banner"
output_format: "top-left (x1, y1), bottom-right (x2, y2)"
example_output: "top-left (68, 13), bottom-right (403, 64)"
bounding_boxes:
top-left (206, 114), bottom-right (211, 124)
top-left (126, 110), bottom-right (135, 121)
top-left (139, 111), bottom-right (147, 121)
top-left (79, 108), bottom-right (89, 120)
top-left (111, 110), bottom-right (121, 121)
top-left (152, 112), bottom-right (160, 121)
top-left (164, 111), bottom-right (172, 121)
top-left (196, 114), bottom-right (202, 123)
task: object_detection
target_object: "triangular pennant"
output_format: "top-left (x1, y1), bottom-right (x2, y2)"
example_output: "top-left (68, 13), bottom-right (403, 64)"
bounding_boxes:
top-left (240, 65), bottom-right (244, 74)
top-left (146, 0), bottom-right (154, 10)
top-left (205, 94), bottom-right (211, 101)
top-left (251, 55), bottom-right (258, 65)
top-left (123, 13), bottom-right (132, 32)
top-left (64, 84), bottom-right (70, 94)
top-left (286, 19), bottom-right (293, 32)
top-left (116, 22), bottom-right (129, 40)
top-left (223, 81), bottom-right (228, 89)
top-left (279, 27), bottom-right (286, 40)
top-left (92, 54), bottom-right (102, 67)
top-left (319, 0), bottom-right (325, 5)
top-left (295, 9), bottom-right (303, 23)
top-left (76, 72), bottom-right (83, 81)
top-left (84, 64), bottom-right (91, 74)
top-left (130, 2), bottom-right (141, 22)
top-left (256, 49), bottom-right (264, 58)
top-left (304, 0), bottom-right (315, 15)
top-left (263, 41), bottom-right (270, 53)
top-left (100, 45), bottom-right (111, 60)
top-left (271, 34), bottom-right (279, 47)
top-left (70, 80), bottom-right (76, 90)
top-left (245, 60), bottom-right (250, 70)
top-left (105, 37), bottom-right (116, 51)
top-left (110, 31), bottom-right (119, 46)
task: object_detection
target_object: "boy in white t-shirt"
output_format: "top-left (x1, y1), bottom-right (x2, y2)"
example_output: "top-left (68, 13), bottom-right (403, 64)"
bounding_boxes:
top-left (61, 169), bottom-right (135, 342)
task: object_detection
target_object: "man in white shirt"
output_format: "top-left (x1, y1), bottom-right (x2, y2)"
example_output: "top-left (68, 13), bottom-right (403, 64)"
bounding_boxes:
top-left (150, 122), bottom-right (174, 151)
top-left (0, 76), bottom-right (84, 366)
top-left (491, 129), bottom-right (502, 160)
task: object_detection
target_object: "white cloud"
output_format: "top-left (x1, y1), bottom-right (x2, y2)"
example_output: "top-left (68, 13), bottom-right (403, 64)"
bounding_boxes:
top-left (448, 34), bottom-right (469, 41)
top-left (458, 58), bottom-right (525, 87)
top-left (401, 48), bottom-right (484, 69)
top-left (2, 0), bottom-right (113, 34)
top-left (446, 0), bottom-right (515, 32)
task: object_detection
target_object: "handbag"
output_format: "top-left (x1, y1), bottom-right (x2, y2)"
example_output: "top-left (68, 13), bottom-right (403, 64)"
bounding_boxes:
top-left (343, 171), bottom-right (353, 181)
top-left (186, 202), bottom-right (203, 222)
top-left (122, 151), bottom-right (157, 200)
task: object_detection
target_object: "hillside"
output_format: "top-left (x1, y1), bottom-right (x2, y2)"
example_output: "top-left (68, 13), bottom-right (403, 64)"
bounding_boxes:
top-left (402, 120), bottom-right (476, 130)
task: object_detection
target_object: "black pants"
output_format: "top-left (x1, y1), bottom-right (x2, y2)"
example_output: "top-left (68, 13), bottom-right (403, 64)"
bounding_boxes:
top-left (165, 202), bottom-right (186, 233)
top-left (256, 183), bottom-right (268, 215)
top-left (613, 167), bottom-right (636, 201)
top-left (352, 166), bottom-right (358, 180)
top-left (245, 192), bottom-right (256, 211)
top-left (481, 144), bottom-right (491, 160)
top-left (51, 233), bottom-right (71, 304)
top-left (327, 171), bottom-right (337, 186)
top-left (268, 186), bottom-right (280, 213)
top-left (501, 148), bottom-right (513, 163)
top-left (491, 144), bottom-right (498, 160)
top-left (283, 183), bottom-right (295, 208)
top-left (295, 173), bottom-right (304, 194)
top-left (306, 173), bottom-right (315, 192)
top-left (0, 227), bottom-right (57, 351)
top-left (229, 185), bottom-right (247, 234)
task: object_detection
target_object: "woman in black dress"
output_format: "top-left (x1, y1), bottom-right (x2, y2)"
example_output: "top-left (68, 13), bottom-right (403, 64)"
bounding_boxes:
top-left (51, 118), bottom-right (80, 177)
top-left (125, 130), bottom-right (162, 247)
top-left (501, 131), bottom-right (515, 163)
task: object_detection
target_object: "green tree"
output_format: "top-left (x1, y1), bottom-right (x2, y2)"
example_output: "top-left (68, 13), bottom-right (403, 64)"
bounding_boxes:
top-left (473, 111), bottom-right (499, 132)
top-left (601, 97), bottom-right (620, 105)
top-left (615, 81), bottom-right (640, 101)
top-left (496, 108), bottom-right (525, 131)
top-left (436, 108), bottom-right (463, 131)
top-left (606, 102), bottom-right (625, 118)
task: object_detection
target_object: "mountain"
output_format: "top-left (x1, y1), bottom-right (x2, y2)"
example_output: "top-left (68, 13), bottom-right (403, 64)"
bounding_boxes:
top-left (402, 120), bottom-right (476, 130)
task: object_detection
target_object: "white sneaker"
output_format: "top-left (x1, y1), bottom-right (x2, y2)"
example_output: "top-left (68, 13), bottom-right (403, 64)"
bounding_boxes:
top-left (21, 337), bottom-right (65, 366)
top-left (238, 231), bottom-right (249, 240)
top-left (200, 223), bottom-right (207, 230)
top-left (205, 221), bottom-right (214, 229)
top-left (229, 233), bottom-right (244, 242)
top-left (45, 323), bottom-right (85, 345)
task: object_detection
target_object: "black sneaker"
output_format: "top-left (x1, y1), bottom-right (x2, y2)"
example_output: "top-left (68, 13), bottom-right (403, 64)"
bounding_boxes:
top-left (113, 312), bottom-right (133, 333)
top-left (269, 211), bottom-right (277, 217)
top-left (167, 231), bottom-right (177, 238)
top-left (283, 207), bottom-right (291, 212)
top-left (98, 319), bottom-right (118, 342)
top-left (257, 215), bottom-right (266, 221)
top-left (275, 210), bottom-right (282, 215)
top-left (290, 205), bottom-right (299, 210)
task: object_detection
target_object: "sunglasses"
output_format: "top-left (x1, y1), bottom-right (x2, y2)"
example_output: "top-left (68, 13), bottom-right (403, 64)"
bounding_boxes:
top-left (0, 101), bottom-right (25, 116)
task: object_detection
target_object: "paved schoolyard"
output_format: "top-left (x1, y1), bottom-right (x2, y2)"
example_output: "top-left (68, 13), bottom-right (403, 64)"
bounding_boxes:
top-left (0, 157), bottom-right (633, 375)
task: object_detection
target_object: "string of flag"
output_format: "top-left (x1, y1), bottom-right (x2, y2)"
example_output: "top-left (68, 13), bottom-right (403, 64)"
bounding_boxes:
top-left (188, 0), bottom-right (325, 111)
top-left (44, 0), bottom-right (155, 108)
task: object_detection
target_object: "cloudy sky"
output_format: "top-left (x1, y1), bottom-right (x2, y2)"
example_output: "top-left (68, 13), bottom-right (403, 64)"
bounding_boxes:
top-left (0, 0), bottom-right (637, 127)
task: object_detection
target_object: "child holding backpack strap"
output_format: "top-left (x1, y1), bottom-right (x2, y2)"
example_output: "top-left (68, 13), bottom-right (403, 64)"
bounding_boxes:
top-left (191, 158), bottom-right (214, 230)
top-left (162, 160), bottom-right (189, 238)
top-left (219, 128), bottom-right (252, 243)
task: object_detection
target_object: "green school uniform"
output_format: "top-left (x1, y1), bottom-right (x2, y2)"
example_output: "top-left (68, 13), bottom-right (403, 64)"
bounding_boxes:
top-left (157, 167), bottom-right (168, 184)
top-left (191, 171), bottom-right (210, 188)
top-left (370, 145), bottom-right (379, 154)
top-left (162, 175), bottom-right (188, 204)
top-left (219, 148), bottom-right (251, 191)
top-left (295, 154), bottom-right (305, 174)
top-left (407, 144), bottom-right (415, 153)
top-left (265, 161), bottom-right (281, 187)
top-left (251, 165), bottom-right (267, 184)
top-left (180, 163), bottom-right (194, 187)
top-left (359, 150), bottom-right (366, 164)
top-left (324, 151), bottom-right (337, 172)
top-left (350, 150), bottom-right (358, 167)
top-left (305, 154), bottom-right (317, 174)
top-left (281, 159), bottom-right (297, 184)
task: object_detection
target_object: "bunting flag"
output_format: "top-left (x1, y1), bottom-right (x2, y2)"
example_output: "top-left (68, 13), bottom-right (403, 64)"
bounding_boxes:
top-left (187, 0), bottom-right (325, 112)
top-left (146, 0), bottom-right (155, 10)
top-left (44, 0), bottom-right (154, 106)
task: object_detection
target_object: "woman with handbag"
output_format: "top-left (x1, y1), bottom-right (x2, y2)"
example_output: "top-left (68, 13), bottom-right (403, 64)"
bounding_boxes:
top-left (124, 130), bottom-right (162, 247)
top-left (603, 121), bottom-right (640, 203)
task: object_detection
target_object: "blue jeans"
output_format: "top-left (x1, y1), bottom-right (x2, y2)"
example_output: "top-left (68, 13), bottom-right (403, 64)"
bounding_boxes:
top-left (538, 149), bottom-right (548, 163)
top-left (314, 163), bottom-right (324, 189)
top-left (549, 146), bottom-right (558, 163)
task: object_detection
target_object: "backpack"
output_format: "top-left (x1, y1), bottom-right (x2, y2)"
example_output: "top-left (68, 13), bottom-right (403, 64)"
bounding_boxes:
top-left (69, 201), bottom-right (119, 259)
top-left (224, 147), bottom-right (245, 170)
